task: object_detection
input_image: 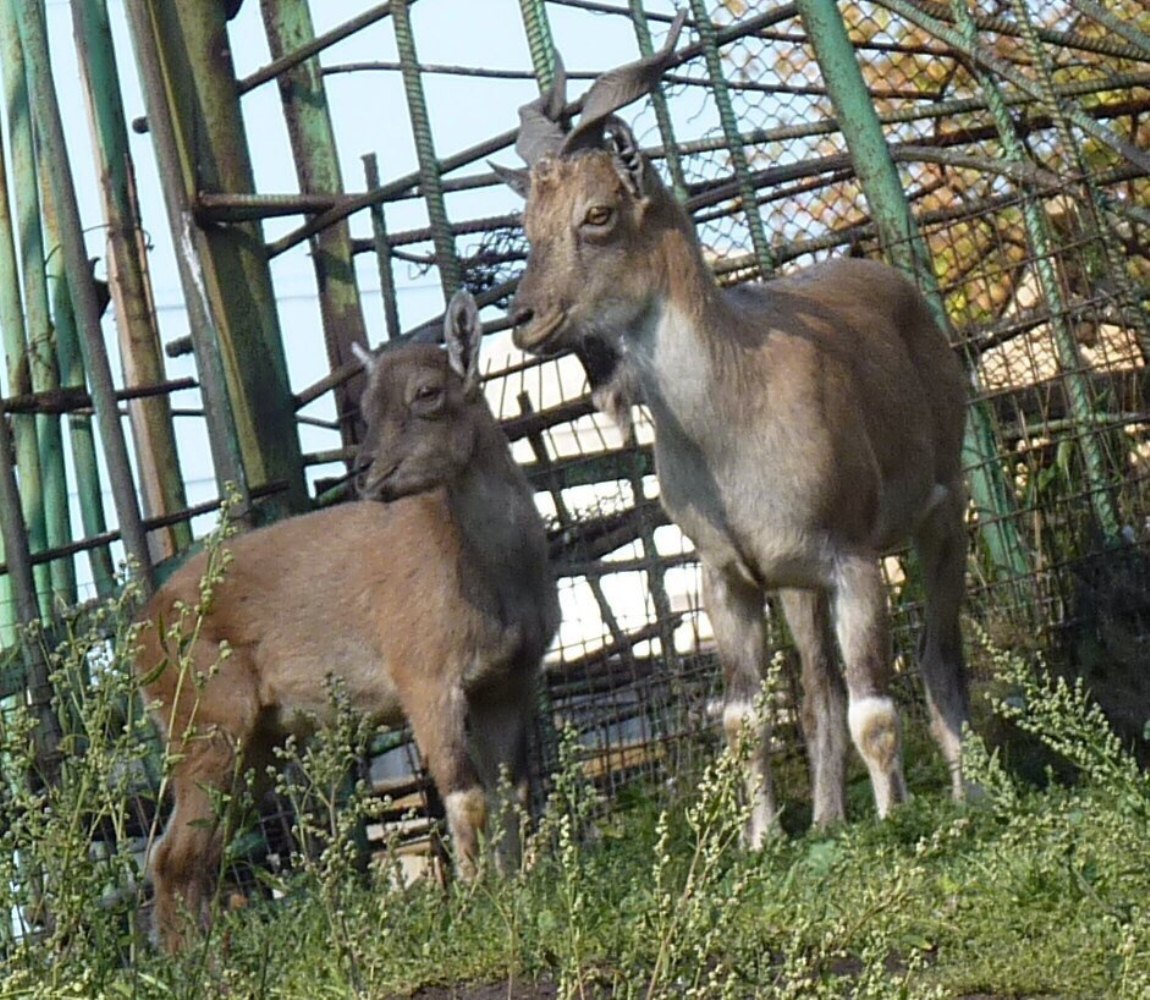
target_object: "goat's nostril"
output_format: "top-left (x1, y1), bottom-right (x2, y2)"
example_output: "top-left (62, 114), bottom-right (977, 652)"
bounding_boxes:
top-left (511, 306), bottom-right (535, 328)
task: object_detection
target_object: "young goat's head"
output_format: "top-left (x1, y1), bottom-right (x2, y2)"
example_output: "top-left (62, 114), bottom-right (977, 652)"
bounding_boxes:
top-left (354, 289), bottom-right (489, 502)
top-left (497, 12), bottom-right (686, 362)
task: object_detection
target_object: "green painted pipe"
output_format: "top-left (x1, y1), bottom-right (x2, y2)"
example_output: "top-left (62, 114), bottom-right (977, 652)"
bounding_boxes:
top-left (261, 0), bottom-right (371, 453)
top-left (74, 0), bottom-right (192, 559)
top-left (15, 0), bottom-right (154, 592)
top-left (0, 0), bottom-right (52, 615)
top-left (40, 231), bottom-right (117, 598)
top-left (125, 0), bottom-right (307, 525)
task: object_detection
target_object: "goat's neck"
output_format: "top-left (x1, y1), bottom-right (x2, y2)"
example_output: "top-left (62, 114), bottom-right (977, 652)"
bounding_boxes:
top-left (626, 206), bottom-right (734, 429)
top-left (446, 425), bottom-right (544, 576)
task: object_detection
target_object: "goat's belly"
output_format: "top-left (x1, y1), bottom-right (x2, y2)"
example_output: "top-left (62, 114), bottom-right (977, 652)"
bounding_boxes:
top-left (259, 651), bottom-right (404, 729)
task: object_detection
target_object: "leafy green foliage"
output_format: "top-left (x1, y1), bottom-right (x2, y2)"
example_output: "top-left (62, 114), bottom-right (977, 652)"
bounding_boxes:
top-left (1, 592), bottom-right (1149, 998)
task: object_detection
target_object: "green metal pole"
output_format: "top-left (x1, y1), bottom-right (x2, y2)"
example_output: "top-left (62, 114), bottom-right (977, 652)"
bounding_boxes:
top-left (0, 0), bottom-right (53, 615)
top-left (687, 0), bottom-right (776, 277)
top-left (4, 1), bottom-right (76, 610)
top-left (260, 0), bottom-right (371, 452)
top-left (72, 0), bottom-right (191, 560)
top-left (122, 0), bottom-right (250, 518)
top-left (37, 193), bottom-right (117, 598)
top-left (15, 0), bottom-right (155, 593)
top-left (794, 0), bottom-right (1032, 583)
top-left (947, 0), bottom-right (1119, 542)
top-left (1009, 0), bottom-right (1150, 369)
top-left (628, 0), bottom-right (688, 204)
top-left (126, 0), bottom-right (308, 522)
top-left (518, 0), bottom-right (557, 90)
top-left (392, 0), bottom-right (462, 298)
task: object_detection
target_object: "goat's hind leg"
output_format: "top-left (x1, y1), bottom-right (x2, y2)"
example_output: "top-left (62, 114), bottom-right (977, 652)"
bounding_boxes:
top-left (914, 485), bottom-right (971, 801)
top-left (832, 554), bottom-right (908, 818)
top-left (151, 732), bottom-right (241, 952)
top-left (703, 565), bottom-right (777, 847)
top-left (779, 588), bottom-right (848, 828)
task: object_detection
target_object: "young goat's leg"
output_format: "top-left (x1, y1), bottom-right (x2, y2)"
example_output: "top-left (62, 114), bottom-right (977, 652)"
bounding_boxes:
top-left (405, 683), bottom-right (487, 879)
top-left (832, 555), bottom-right (908, 818)
top-left (151, 733), bottom-right (239, 952)
top-left (469, 681), bottom-right (534, 873)
top-left (779, 588), bottom-right (848, 828)
top-left (703, 564), bottom-right (776, 846)
top-left (914, 486), bottom-right (971, 801)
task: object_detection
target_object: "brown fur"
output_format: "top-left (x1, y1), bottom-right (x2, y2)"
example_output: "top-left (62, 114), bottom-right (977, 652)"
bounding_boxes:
top-left (136, 294), bottom-right (558, 951)
top-left (509, 141), bottom-right (970, 840)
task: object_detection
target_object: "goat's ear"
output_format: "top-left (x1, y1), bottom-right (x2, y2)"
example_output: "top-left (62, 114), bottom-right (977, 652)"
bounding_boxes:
top-left (352, 340), bottom-right (378, 375)
top-left (605, 118), bottom-right (646, 198)
top-left (490, 160), bottom-right (532, 199)
top-left (444, 290), bottom-right (482, 397)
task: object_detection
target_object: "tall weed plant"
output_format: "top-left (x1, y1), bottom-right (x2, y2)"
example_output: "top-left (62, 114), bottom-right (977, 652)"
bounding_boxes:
top-left (0, 524), bottom-right (1149, 1000)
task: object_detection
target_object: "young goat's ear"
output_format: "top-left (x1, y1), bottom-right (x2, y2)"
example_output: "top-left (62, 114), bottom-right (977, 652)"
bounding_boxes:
top-left (444, 290), bottom-right (483, 398)
top-left (605, 118), bottom-right (646, 199)
top-left (352, 340), bottom-right (379, 375)
top-left (489, 160), bottom-right (532, 199)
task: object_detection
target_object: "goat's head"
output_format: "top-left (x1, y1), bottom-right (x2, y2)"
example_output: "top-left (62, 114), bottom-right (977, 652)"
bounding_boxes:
top-left (354, 290), bottom-right (488, 502)
top-left (498, 12), bottom-right (686, 359)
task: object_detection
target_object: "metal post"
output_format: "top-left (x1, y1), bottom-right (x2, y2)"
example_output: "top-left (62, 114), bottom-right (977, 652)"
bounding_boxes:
top-left (0, 1), bottom-right (52, 614)
top-left (687, 0), bottom-right (776, 277)
top-left (261, 0), bottom-right (371, 452)
top-left (72, 0), bottom-right (192, 560)
top-left (14, 0), bottom-right (154, 592)
top-left (38, 184), bottom-right (118, 598)
top-left (124, 0), bottom-right (308, 523)
top-left (392, 0), bottom-right (462, 298)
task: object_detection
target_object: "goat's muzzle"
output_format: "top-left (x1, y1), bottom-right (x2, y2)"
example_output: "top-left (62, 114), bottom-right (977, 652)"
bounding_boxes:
top-left (354, 459), bottom-right (399, 502)
top-left (511, 307), bottom-right (566, 353)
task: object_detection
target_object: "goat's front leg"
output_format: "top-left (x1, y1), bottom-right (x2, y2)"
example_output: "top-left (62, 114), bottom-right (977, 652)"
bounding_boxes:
top-left (832, 555), bottom-right (908, 817)
top-left (405, 683), bottom-right (486, 880)
top-left (703, 564), bottom-right (776, 846)
top-left (469, 680), bottom-right (534, 874)
top-left (779, 588), bottom-right (848, 827)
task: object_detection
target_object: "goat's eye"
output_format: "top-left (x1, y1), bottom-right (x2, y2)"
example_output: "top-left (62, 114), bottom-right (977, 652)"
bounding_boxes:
top-left (415, 385), bottom-right (442, 402)
top-left (583, 205), bottom-right (613, 228)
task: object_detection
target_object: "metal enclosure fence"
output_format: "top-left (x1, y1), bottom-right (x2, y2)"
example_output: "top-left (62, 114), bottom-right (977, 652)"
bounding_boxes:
top-left (0, 0), bottom-right (1147, 900)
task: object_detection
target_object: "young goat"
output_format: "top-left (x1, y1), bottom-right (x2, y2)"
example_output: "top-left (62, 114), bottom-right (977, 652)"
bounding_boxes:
top-left (499, 18), bottom-right (970, 841)
top-left (135, 291), bottom-right (559, 951)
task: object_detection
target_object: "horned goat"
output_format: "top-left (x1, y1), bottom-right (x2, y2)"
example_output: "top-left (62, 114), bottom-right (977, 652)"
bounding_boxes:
top-left (135, 291), bottom-right (559, 951)
top-left (499, 15), bottom-right (970, 841)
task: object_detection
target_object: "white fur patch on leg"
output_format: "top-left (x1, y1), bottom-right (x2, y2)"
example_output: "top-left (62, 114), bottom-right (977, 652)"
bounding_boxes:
top-left (722, 699), bottom-right (756, 740)
top-left (848, 696), bottom-right (907, 817)
top-left (721, 698), bottom-right (779, 846)
top-left (444, 789), bottom-right (487, 879)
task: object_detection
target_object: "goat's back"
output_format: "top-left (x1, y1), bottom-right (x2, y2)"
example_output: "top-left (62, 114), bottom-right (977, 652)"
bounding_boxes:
top-left (761, 257), bottom-right (966, 482)
top-left (135, 498), bottom-right (551, 738)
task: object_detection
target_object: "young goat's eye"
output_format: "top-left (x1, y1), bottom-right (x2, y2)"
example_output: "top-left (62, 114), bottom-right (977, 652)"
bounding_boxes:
top-left (583, 205), bottom-right (614, 228)
top-left (415, 384), bottom-right (442, 403)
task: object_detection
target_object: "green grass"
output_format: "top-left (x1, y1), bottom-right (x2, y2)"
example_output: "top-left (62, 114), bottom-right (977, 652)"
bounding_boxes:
top-left (1, 594), bottom-right (1148, 999)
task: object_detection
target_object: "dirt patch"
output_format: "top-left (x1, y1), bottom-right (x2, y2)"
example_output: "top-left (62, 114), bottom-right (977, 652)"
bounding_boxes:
top-left (391, 981), bottom-right (557, 1000)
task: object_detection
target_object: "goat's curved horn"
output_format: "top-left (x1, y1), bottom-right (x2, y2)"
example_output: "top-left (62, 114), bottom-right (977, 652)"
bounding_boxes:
top-left (560, 9), bottom-right (686, 156)
top-left (515, 54), bottom-right (569, 165)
